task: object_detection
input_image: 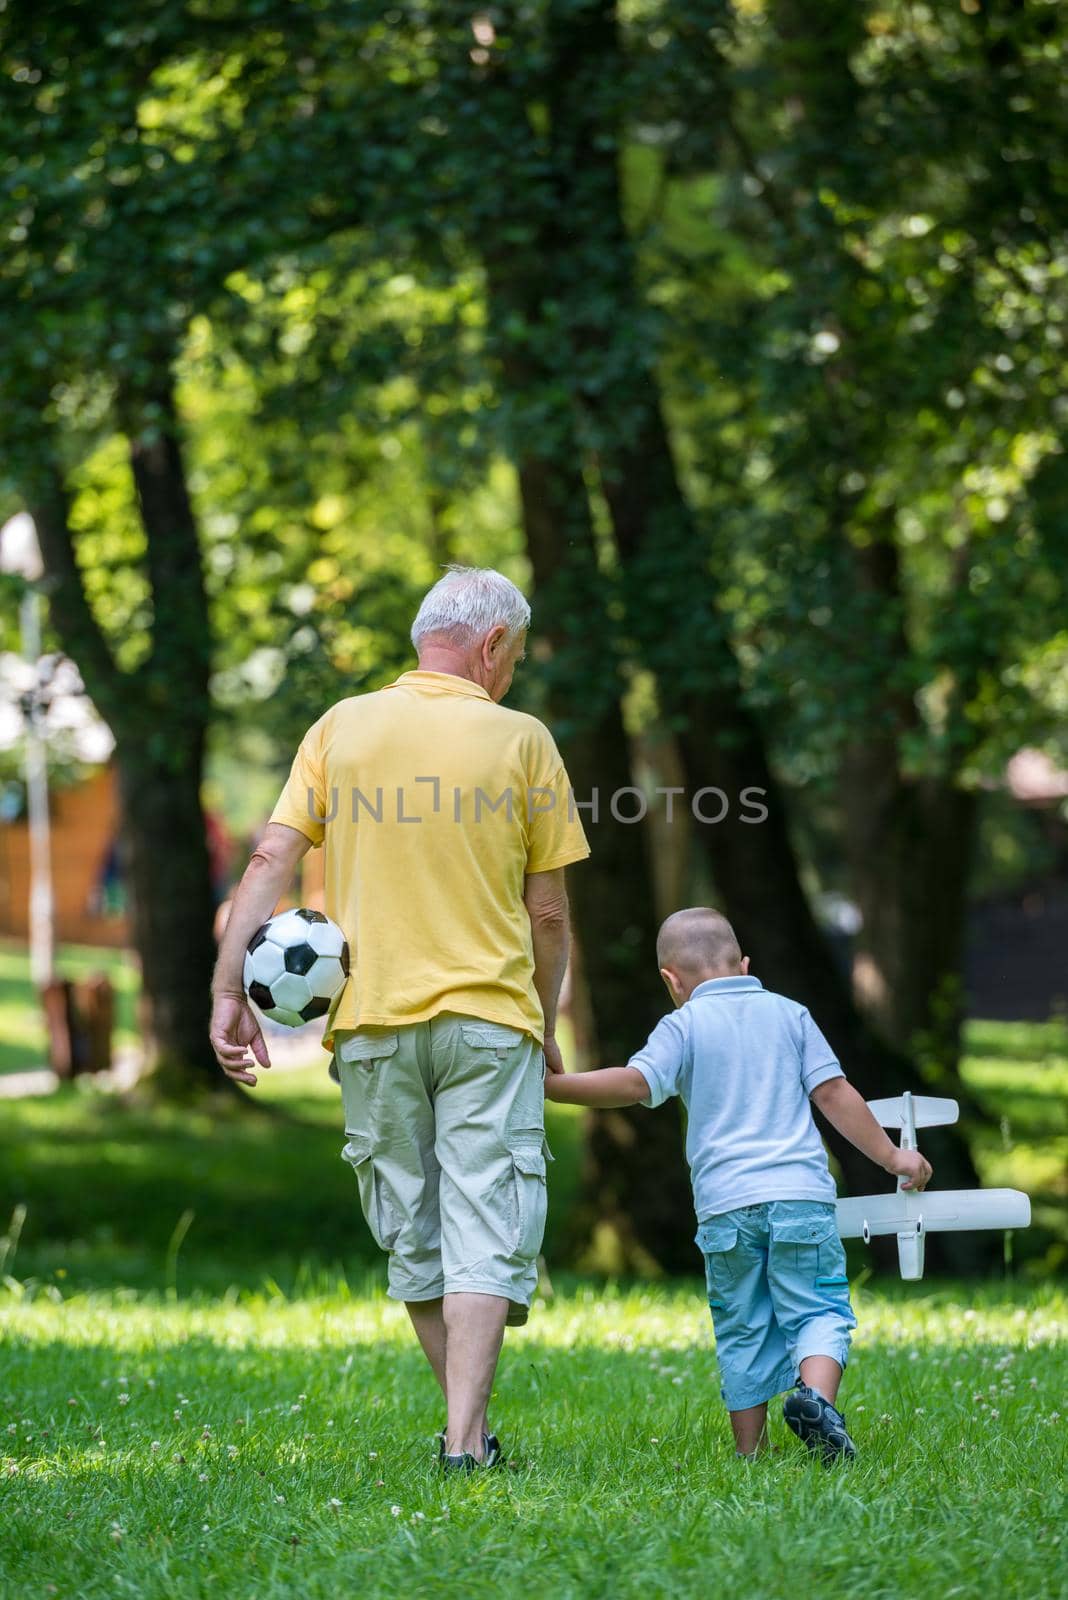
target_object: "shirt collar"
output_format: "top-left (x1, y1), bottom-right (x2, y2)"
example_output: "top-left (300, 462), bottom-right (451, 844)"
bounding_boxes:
top-left (690, 975), bottom-right (764, 1000)
top-left (386, 670), bottom-right (492, 703)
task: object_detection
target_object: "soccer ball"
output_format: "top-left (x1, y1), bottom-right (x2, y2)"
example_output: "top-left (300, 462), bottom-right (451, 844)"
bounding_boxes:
top-left (243, 907), bottom-right (350, 1027)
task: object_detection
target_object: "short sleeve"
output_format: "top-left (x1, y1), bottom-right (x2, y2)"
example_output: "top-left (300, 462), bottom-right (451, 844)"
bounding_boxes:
top-left (799, 1009), bottom-right (845, 1095)
top-left (268, 721), bottom-right (328, 848)
top-left (627, 1011), bottom-right (690, 1109)
top-left (524, 727), bottom-right (591, 873)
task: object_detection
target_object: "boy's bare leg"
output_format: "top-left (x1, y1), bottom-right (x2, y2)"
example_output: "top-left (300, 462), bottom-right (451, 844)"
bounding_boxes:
top-left (406, 1298), bottom-right (448, 1397)
top-left (799, 1355), bottom-right (843, 1404)
top-left (730, 1402), bottom-right (770, 1457)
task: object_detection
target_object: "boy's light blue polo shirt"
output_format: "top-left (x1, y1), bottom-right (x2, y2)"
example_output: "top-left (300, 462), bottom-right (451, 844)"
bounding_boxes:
top-left (630, 975), bottom-right (844, 1221)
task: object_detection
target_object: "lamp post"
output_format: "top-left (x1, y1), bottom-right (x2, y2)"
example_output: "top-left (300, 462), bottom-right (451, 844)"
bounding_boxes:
top-left (0, 512), bottom-right (54, 989)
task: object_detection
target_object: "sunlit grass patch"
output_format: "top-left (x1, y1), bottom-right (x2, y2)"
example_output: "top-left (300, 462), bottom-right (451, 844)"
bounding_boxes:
top-left (0, 1284), bottom-right (1064, 1599)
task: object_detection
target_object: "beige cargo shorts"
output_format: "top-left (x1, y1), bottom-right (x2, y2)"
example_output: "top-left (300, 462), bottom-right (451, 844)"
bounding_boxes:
top-left (333, 1012), bottom-right (551, 1325)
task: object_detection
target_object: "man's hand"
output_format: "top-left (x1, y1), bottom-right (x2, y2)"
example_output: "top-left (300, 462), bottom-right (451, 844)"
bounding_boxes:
top-left (543, 1034), bottom-right (565, 1076)
top-left (887, 1147), bottom-right (933, 1192)
top-left (210, 992), bottom-right (271, 1087)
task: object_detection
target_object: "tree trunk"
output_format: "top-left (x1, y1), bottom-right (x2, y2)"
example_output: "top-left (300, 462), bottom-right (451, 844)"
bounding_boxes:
top-left (484, 253), bottom-right (697, 1270)
top-left (537, 0), bottom-right (989, 1266)
top-left (114, 740), bottom-right (221, 1095)
top-left (844, 752), bottom-right (978, 1084)
top-left (27, 368), bottom-right (226, 1098)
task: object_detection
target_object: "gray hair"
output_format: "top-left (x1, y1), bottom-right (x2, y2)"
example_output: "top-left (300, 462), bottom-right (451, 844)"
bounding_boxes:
top-left (410, 565), bottom-right (531, 650)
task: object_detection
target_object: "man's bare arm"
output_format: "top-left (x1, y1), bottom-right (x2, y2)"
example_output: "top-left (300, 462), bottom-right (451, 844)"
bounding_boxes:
top-left (210, 822), bottom-right (311, 1084)
top-left (523, 867), bottom-right (570, 1075)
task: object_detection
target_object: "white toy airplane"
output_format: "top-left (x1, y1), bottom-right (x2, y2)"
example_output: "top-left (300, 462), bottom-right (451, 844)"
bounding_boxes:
top-left (835, 1091), bottom-right (1031, 1280)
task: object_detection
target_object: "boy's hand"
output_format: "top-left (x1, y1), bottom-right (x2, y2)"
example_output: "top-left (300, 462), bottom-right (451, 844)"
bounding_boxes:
top-left (887, 1148), bottom-right (932, 1192)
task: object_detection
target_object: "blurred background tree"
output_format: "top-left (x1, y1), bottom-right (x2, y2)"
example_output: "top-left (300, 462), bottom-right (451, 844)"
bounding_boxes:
top-left (1, 0), bottom-right (1064, 1269)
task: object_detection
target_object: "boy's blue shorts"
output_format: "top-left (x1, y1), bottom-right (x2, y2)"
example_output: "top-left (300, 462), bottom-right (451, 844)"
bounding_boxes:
top-left (695, 1199), bottom-right (856, 1411)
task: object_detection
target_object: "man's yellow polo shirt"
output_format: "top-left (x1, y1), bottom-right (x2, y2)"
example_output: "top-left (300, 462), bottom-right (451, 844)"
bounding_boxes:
top-left (268, 670), bottom-right (591, 1048)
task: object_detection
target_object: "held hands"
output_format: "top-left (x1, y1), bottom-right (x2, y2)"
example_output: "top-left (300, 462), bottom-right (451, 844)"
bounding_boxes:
top-left (887, 1147), bottom-right (933, 1192)
top-left (210, 992), bottom-right (271, 1087)
top-left (542, 1034), bottom-right (565, 1078)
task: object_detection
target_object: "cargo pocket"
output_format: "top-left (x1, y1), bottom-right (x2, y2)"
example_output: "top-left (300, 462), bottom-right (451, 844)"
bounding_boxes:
top-left (337, 1030), bottom-right (400, 1068)
top-left (508, 1141), bottom-right (548, 1259)
top-left (769, 1208), bottom-right (841, 1279)
top-left (695, 1219), bottom-right (739, 1310)
top-left (341, 1136), bottom-right (401, 1252)
top-left (460, 1021), bottom-right (527, 1057)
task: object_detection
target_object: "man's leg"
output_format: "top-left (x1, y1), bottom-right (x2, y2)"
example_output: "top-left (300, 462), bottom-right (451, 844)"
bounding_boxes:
top-left (336, 1026), bottom-right (447, 1407)
top-left (432, 1015), bottom-right (548, 1463)
top-left (406, 1298), bottom-right (447, 1398)
top-left (443, 1292), bottom-right (510, 1458)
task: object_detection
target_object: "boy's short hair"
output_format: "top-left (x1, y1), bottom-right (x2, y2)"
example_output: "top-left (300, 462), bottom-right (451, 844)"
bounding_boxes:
top-left (657, 907), bottom-right (742, 976)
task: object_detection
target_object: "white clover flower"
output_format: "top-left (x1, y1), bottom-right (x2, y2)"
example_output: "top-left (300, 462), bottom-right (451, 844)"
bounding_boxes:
top-left (227, 1445), bottom-right (239, 1458)
top-left (198, 1472), bottom-right (209, 1483)
top-left (150, 1441), bottom-right (161, 1453)
top-left (390, 1505), bottom-right (401, 1517)
top-left (275, 1494), bottom-right (286, 1504)
top-left (117, 1395), bottom-right (130, 1407)
top-left (328, 1497), bottom-right (342, 1510)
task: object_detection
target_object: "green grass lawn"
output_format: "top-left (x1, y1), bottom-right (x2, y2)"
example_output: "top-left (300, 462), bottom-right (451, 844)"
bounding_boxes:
top-left (1, 968), bottom-right (1066, 1595)
top-left (1, 1283), bottom-right (1064, 1598)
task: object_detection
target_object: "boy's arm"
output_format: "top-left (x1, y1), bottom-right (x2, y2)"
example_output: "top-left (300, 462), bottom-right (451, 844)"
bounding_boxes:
top-left (810, 1077), bottom-right (932, 1191)
top-left (545, 1067), bottom-right (651, 1107)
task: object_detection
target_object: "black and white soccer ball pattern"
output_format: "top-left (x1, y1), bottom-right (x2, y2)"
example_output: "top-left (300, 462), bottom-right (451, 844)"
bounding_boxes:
top-left (243, 907), bottom-right (350, 1027)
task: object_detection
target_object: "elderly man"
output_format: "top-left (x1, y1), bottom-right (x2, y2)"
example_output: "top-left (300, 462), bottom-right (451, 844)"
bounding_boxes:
top-left (209, 567), bottom-right (589, 1470)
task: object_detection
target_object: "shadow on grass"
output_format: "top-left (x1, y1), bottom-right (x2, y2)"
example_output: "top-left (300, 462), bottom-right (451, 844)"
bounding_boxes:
top-left (1, 1089), bottom-right (586, 1297)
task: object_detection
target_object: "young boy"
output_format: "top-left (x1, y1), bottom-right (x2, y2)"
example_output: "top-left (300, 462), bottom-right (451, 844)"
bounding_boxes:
top-left (545, 907), bottom-right (932, 1462)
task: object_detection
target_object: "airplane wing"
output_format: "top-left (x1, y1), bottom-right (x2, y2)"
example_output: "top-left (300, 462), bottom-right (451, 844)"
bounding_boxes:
top-left (837, 1188), bottom-right (1031, 1238)
top-left (866, 1095), bottom-right (960, 1130)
